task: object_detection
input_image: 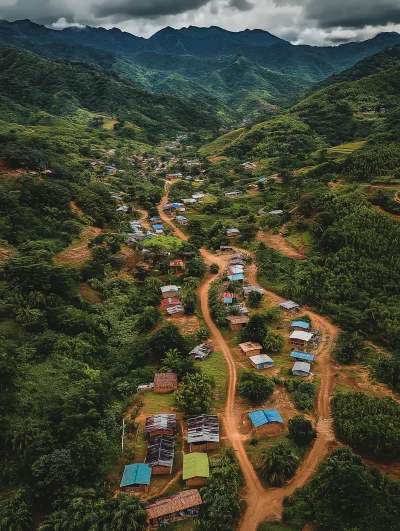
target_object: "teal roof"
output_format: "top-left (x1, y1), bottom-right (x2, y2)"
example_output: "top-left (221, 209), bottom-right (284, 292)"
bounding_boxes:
top-left (120, 463), bottom-right (152, 487)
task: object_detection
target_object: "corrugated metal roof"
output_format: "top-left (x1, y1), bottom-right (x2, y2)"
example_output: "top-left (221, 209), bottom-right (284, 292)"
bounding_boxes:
top-left (183, 453), bottom-right (209, 480)
top-left (264, 409), bottom-right (284, 423)
top-left (292, 361), bottom-right (311, 373)
top-left (161, 285), bottom-right (180, 293)
top-left (187, 414), bottom-right (219, 443)
top-left (146, 435), bottom-right (175, 468)
top-left (291, 321), bottom-right (310, 329)
top-left (249, 410), bottom-right (269, 428)
top-left (120, 463), bottom-right (152, 487)
top-left (228, 273), bottom-right (244, 281)
top-left (176, 216), bottom-right (187, 220)
top-left (223, 297), bottom-right (233, 304)
top-left (145, 414), bottom-right (176, 433)
top-left (290, 351), bottom-right (314, 362)
top-left (280, 300), bottom-right (299, 309)
top-left (290, 331), bottom-right (313, 342)
top-left (249, 354), bottom-right (274, 365)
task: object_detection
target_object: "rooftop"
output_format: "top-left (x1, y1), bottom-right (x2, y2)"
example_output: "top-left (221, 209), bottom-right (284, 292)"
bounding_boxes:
top-left (154, 373), bottom-right (178, 388)
top-left (146, 435), bottom-right (175, 468)
top-left (291, 320), bottom-right (310, 329)
top-left (145, 414), bottom-right (177, 434)
top-left (239, 342), bottom-right (262, 353)
top-left (279, 300), bottom-right (300, 310)
top-left (226, 316), bottom-right (249, 325)
top-left (290, 351), bottom-right (315, 362)
top-left (147, 490), bottom-right (202, 520)
top-left (249, 354), bottom-right (274, 364)
top-left (293, 361), bottom-right (311, 373)
top-left (228, 273), bottom-right (245, 281)
top-left (183, 453), bottom-right (210, 480)
top-left (290, 331), bottom-right (314, 342)
top-left (187, 414), bottom-right (220, 444)
top-left (161, 285), bottom-right (180, 293)
top-left (120, 463), bottom-right (152, 487)
top-left (249, 409), bottom-right (284, 428)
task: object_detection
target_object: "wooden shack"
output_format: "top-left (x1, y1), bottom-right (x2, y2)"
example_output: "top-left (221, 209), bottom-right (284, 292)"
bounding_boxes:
top-left (120, 463), bottom-right (151, 493)
top-left (226, 315), bottom-right (249, 331)
top-left (279, 300), bottom-right (300, 313)
top-left (147, 489), bottom-right (202, 526)
top-left (146, 435), bottom-right (175, 475)
top-left (154, 372), bottom-right (178, 393)
top-left (183, 453), bottom-right (209, 487)
top-left (239, 341), bottom-right (262, 357)
top-left (145, 414), bottom-right (177, 438)
top-left (187, 414), bottom-right (220, 452)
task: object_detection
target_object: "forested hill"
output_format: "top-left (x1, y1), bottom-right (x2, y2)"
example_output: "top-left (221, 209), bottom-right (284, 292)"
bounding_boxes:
top-left (0, 48), bottom-right (219, 142)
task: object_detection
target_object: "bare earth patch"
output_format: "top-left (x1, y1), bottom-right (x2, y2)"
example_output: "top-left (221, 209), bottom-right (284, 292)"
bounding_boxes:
top-left (54, 226), bottom-right (101, 267)
top-left (257, 230), bottom-right (306, 260)
top-left (0, 247), bottom-right (15, 262)
top-left (78, 282), bottom-right (102, 304)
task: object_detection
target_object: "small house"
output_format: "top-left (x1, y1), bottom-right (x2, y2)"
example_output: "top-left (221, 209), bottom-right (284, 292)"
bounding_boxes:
top-left (258, 209), bottom-right (266, 215)
top-left (248, 409), bottom-right (284, 434)
top-left (176, 215), bottom-right (188, 225)
top-left (182, 198), bottom-right (197, 205)
top-left (145, 414), bottom-right (177, 438)
top-left (169, 259), bottom-right (185, 269)
top-left (258, 177), bottom-right (267, 184)
top-left (153, 372), bottom-right (178, 393)
top-left (226, 315), bottom-right (248, 331)
top-left (227, 272), bottom-right (244, 282)
top-left (239, 342), bottom-right (262, 357)
top-left (220, 245), bottom-right (233, 253)
top-left (147, 489), bottom-right (202, 527)
top-left (146, 435), bottom-right (175, 474)
top-left (292, 361), bottom-right (312, 377)
top-left (120, 463), bottom-right (152, 493)
top-left (103, 165), bottom-right (117, 175)
top-left (243, 286), bottom-right (264, 298)
top-left (150, 216), bottom-right (161, 222)
top-left (279, 300), bottom-right (300, 313)
top-left (290, 331), bottom-right (313, 348)
top-left (231, 252), bottom-right (246, 261)
top-left (223, 291), bottom-right (234, 304)
top-left (189, 344), bottom-right (213, 361)
top-left (249, 354), bottom-right (274, 370)
top-left (228, 265), bottom-right (244, 275)
top-left (187, 414), bottom-right (220, 452)
top-left (116, 205), bottom-right (129, 213)
top-left (269, 209), bottom-right (283, 216)
top-left (183, 453), bottom-right (209, 487)
top-left (166, 173), bottom-right (183, 180)
top-left (290, 351), bottom-right (315, 363)
top-left (227, 228), bottom-right (240, 239)
top-left (152, 223), bottom-right (164, 231)
top-left (161, 285), bottom-right (181, 298)
top-left (167, 304), bottom-right (185, 317)
top-left (231, 303), bottom-right (249, 315)
top-left (291, 320), bottom-right (311, 332)
top-left (161, 298), bottom-right (181, 309)
top-left (192, 193), bottom-right (204, 201)
top-left (225, 190), bottom-right (243, 198)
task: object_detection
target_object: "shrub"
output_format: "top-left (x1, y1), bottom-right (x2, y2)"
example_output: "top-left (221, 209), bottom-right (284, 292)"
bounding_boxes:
top-left (287, 415), bottom-right (316, 445)
top-left (238, 371), bottom-right (275, 402)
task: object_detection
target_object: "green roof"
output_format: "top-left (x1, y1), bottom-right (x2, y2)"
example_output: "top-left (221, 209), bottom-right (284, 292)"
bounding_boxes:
top-left (183, 452), bottom-right (209, 480)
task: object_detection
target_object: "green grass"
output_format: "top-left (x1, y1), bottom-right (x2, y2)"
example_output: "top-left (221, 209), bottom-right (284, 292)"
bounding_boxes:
top-left (0, 318), bottom-right (20, 335)
top-left (335, 383), bottom-right (355, 394)
top-left (196, 350), bottom-right (228, 413)
top-left (199, 128), bottom-right (245, 156)
top-left (142, 392), bottom-right (175, 415)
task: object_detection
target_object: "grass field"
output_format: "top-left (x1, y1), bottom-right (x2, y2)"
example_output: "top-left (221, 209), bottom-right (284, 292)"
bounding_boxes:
top-left (196, 350), bottom-right (229, 413)
top-left (199, 128), bottom-right (245, 156)
top-left (286, 230), bottom-right (313, 252)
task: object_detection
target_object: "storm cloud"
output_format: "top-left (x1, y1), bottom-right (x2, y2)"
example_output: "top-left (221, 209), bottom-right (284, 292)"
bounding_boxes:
top-left (0, 0), bottom-right (400, 45)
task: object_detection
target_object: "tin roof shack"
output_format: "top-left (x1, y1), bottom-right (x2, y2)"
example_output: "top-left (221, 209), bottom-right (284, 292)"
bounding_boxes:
top-left (183, 453), bottom-right (210, 487)
top-left (290, 331), bottom-right (313, 348)
top-left (189, 344), bottom-right (213, 361)
top-left (223, 291), bottom-right (234, 304)
top-left (154, 373), bottom-right (178, 393)
top-left (161, 285), bottom-right (181, 299)
top-left (226, 315), bottom-right (249, 331)
top-left (187, 414), bottom-right (220, 452)
top-left (146, 435), bottom-right (175, 475)
top-left (147, 489), bottom-right (202, 526)
top-left (167, 304), bottom-right (185, 317)
top-left (161, 298), bottom-right (181, 309)
top-left (227, 273), bottom-right (244, 282)
top-left (292, 361), bottom-right (312, 377)
top-left (249, 409), bottom-right (284, 435)
top-left (120, 463), bottom-right (152, 493)
top-left (239, 342), bottom-right (262, 357)
top-left (290, 351), bottom-right (315, 363)
top-left (166, 173), bottom-right (183, 180)
top-left (145, 414), bottom-right (177, 438)
top-left (220, 245), bottom-right (233, 253)
top-left (249, 354), bottom-right (274, 370)
top-left (279, 300), bottom-right (300, 313)
top-left (243, 285), bottom-right (264, 298)
top-left (227, 228), bottom-right (240, 240)
top-left (291, 320), bottom-right (311, 332)
top-left (176, 215), bottom-right (188, 225)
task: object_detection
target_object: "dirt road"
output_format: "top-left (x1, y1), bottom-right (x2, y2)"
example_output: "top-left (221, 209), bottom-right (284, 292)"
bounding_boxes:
top-left (158, 189), bottom-right (338, 531)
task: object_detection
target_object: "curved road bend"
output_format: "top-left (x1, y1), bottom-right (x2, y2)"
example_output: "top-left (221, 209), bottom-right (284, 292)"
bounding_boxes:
top-left (158, 189), bottom-right (338, 531)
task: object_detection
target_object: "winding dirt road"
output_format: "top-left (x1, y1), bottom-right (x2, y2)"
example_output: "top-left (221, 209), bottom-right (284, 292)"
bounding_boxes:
top-left (158, 188), bottom-right (338, 531)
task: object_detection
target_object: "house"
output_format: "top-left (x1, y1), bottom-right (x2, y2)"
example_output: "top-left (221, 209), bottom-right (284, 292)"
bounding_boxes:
top-left (269, 210), bottom-right (283, 216)
top-left (183, 453), bottom-right (209, 487)
top-left (167, 304), bottom-right (185, 317)
top-left (258, 209), bottom-right (266, 215)
top-left (150, 216), bottom-right (161, 222)
top-left (227, 273), bottom-right (244, 282)
top-left (248, 409), bottom-right (284, 434)
top-left (153, 373), bottom-right (178, 393)
top-left (187, 414), bottom-right (220, 452)
top-left (220, 245), bottom-right (233, 253)
top-left (169, 260), bottom-right (185, 269)
top-left (161, 285), bottom-right (181, 298)
top-left (166, 173), bottom-right (183, 180)
top-left (223, 291), bottom-right (234, 304)
top-left (227, 228), bottom-right (240, 239)
top-left (145, 414), bottom-right (177, 438)
top-left (146, 435), bottom-right (175, 474)
top-left (279, 300), bottom-right (300, 313)
top-left (189, 344), bottom-right (213, 361)
top-left (116, 205), bottom-right (129, 213)
top-left (120, 463), bottom-right (152, 493)
top-left (258, 177), bottom-right (268, 184)
top-left (226, 315), bottom-right (249, 331)
top-left (291, 320), bottom-right (311, 332)
top-left (231, 303), bottom-right (249, 315)
top-left (170, 203), bottom-right (186, 213)
top-left (161, 298), bottom-right (181, 309)
top-left (152, 223), bottom-right (164, 232)
top-left (126, 232), bottom-right (146, 243)
top-left (225, 191), bottom-right (243, 198)
top-left (176, 215), bottom-right (188, 225)
top-left (292, 361), bottom-right (312, 377)
top-left (103, 165), bottom-right (117, 175)
top-left (147, 489), bottom-right (202, 527)
top-left (228, 265), bottom-right (244, 275)
top-left (182, 198), bottom-right (197, 205)
top-left (111, 195), bottom-right (123, 202)
top-left (192, 193), bottom-right (204, 201)
top-left (242, 162), bottom-right (256, 170)
top-left (290, 351), bottom-right (315, 363)
top-left (243, 286), bottom-right (264, 298)
top-left (249, 354), bottom-right (274, 370)
top-left (290, 331), bottom-right (314, 348)
top-left (138, 382), bottom-right (154, 391)
top-left (239, 342), bottom-right (262, 357)
top-left (231, 252), bottom-right (246, 261)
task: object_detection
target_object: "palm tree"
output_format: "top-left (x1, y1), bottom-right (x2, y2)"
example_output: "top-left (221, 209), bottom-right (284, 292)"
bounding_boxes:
top-left (0, 490), bottom-right (33, 531)
top-left (103, 494), bottom-right (147, 531)
top-left (261, 442), bottom-right (299, 486)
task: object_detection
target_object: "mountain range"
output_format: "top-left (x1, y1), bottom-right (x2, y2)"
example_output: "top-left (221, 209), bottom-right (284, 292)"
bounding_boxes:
top-left (1, 20), bottom-right (400, 123)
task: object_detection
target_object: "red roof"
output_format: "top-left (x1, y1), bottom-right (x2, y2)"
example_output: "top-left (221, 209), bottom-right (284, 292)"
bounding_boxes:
top-left (161, 298), bottom-right (181, 307)
top-left (170, 260), bottom-right (184, 267)
top-left (223, 292), bottom-right (234, 298)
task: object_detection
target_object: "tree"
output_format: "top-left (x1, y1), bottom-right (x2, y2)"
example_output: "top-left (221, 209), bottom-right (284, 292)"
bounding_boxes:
top-left (241, 314), bottom-right (268, 344)
top-left (180, 289), bottom-right (197, 315)
top-left (0, 490), bottom-right (33, 531)
top-left (187, 256), bottom-right (207, 278)
top-left (149, 323), bottom-right (186, 361)
top-left (160, 349), bottom-right (198, 379)
top-left (247, 290), bottom-right (263, 308)
top-left (333, 331), bottom-right (364, 364)
top-left (261, 441), bottom-right (300, 486)
top-left (263, 331), bottom-right (284, 352)
top-left (238, 371), bottom-right (275, 402)
top-left (173, 373), bottom-right (213, 414)
top-left (287, 415), bottom-right (316, 445)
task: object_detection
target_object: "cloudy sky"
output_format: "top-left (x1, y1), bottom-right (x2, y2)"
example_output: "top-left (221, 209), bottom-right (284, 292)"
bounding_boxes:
top-left (1, 0), bottom-right (400, 45)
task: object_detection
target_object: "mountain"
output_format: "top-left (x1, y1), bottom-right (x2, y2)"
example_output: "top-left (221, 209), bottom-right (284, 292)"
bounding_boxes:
top-left (0, 48), bottom-right (219, 142)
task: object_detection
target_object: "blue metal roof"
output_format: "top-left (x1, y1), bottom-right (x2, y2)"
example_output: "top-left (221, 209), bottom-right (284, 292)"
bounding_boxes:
top-left (264, 409), bottom-right (284, 423)
top-left (290, 351), bottom-right (314, 362)
top-left (223, 297), bottom-right (233, 304)
top-left (176, 216), bottom-right (187, 221)
top-left (152, 224), bottom-right (164, 230)
top-left (120, 463), bottom-right (152, 487)
top-left (258, 177), bottom-right (267, 183)
top-left (291, 321), bottom-right (310, 329)
top-left (150, 217), bottom-right (160, 221)
top-left (228, 273), bottom-right (244, 281)
top-left (249, 410), bottom-right (269, 428)
top-left (258, 209), bottom-right (266, 215)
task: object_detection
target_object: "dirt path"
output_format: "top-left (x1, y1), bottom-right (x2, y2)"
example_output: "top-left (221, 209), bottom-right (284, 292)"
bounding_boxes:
top-left (136, 207), bottom-right (151, 230)
top-left (157, 186), bottom-right (338, 531)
